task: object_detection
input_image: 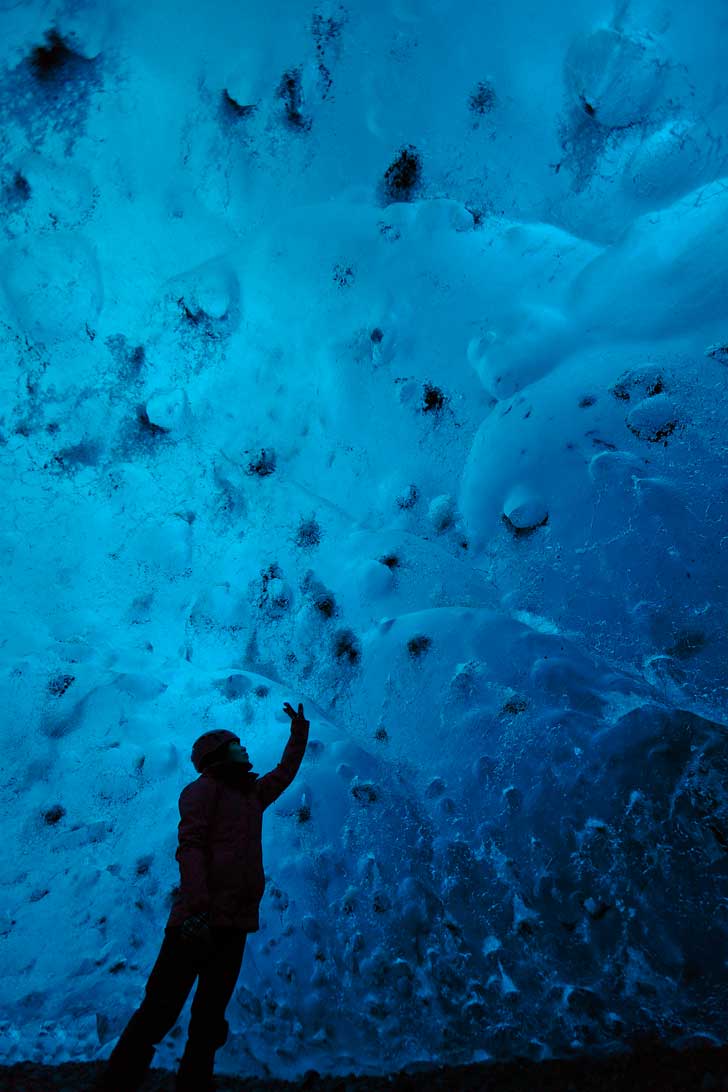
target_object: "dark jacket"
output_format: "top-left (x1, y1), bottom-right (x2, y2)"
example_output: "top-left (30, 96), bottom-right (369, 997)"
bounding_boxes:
top-left (166, 720), bottom-right (309, 932)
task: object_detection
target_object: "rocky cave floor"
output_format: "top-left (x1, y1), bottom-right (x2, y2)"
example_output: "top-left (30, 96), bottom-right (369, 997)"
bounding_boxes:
top-left (3, 1042), bottom-right (728, 1092)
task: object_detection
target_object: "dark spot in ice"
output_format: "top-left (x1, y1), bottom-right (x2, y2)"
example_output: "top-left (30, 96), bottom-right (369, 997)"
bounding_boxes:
top-left (501, 512), bottom-right (549, 537)
top-left (379, 554), bottom-right (399, 569)
top-left (370, 327), bottom-right (383, 343)
top-left (503, 786), bottom-right (523, 812)
top-left (374, 726), bottom-right (388, 742)
top-left (583, 899), bottom-right (612, 921)
top-left (50, 438), bottom-right (102, 472)
top-left (177, 297), bottom-right (204, 326)
top-left (611, 369), bottom-right (665, 403)
top-left (129, 593), bottom-right (153, 625)
top-left (3, 27), bottom-right (100, 153)
top-left (579, 395), bottom-right (597, 408)
top-left (626, 417), bottom-right (677, 444)
top-left (407, 635), bottom-right (432, 658)
top-left (666, 629), bottom-right (706, 660)
top-left (314, 593), bottom-right (336, 618)
top-left (396, 484), bottom-right (419, 509)
top-left (28, 29), bottom-right (86, 81)
top-left (469, 80), bottom-right (497, 116)
top-left (221, 89), bottom-right (256, 119)
top-left (566, 986), bottom-right (605, 1018)
top-left (297, 803), bottom-right (311, 823)
top-left (708, 823), bottom-right (728, 853)
top-left (378, 222), bottom-right (401, 242)
top-left (311, 8), bottom-right (345, 99)
top-left (246, 448), bottom-right (276, 477)
top-left (258, 562), bottom-right (282, 606)
top-left (277, 68), bottom-right (311, 130)
top-left (254, 685), bottom-right (269, 697)
top-left (128, 347), bottom-right (145, 373)
top-left (501, 696), bottom-right (528, 715)
top-left (333, 628), bottom-right (360, 665)
top-left (332, 263), bottom-right (355, 287)
top-left (215, 675), bottom-right (250, 700)
top-left (426, 777), bottom-right (446, 798)
top-left (43, 804), bottom-right (66, 825)
top-left (382, 145), bottom-right (421, 202)
top-left (422, 383), bottom-right (446, 413)
top-left (5, 171), bottom-right (31, 205)
top-left (136, 405), bottom-right (167, 437)
top-left (351, 780), bottom-right (378, 804)
top-left (107, 335), bottom-right (146, 383)
top-left (582, 98), bottom-right (596, 117)
top-left (295, 516), bottom-right (321, 548)
top-left (48, 673), bottom-right (75, 697)
top-left (312, 9), bottom-right (344, 46)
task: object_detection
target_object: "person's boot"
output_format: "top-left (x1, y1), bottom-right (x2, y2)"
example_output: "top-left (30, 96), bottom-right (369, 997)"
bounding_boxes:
top-left (175, 1041), bottom-right (217, 1092)
top-left (92, 1020), bottom-right (155, 1092)
top-left (90, 1058), bottom-right (151, 1092)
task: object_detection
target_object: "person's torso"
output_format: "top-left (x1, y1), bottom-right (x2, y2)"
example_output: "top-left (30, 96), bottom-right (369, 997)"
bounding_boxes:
top-left (206, 778), bottom-right (266, 903)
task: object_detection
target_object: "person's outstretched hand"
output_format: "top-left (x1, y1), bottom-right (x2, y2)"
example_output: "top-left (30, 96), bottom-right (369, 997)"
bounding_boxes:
top-left (283, 701), bottom-right (309, 730)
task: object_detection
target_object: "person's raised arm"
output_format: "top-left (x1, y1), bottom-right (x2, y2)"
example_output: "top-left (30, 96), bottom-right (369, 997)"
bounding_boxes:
top-left (257, 701), bottom-right (310, 811)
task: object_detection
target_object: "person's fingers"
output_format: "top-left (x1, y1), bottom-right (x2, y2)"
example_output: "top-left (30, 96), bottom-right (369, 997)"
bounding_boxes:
top-left (283, 701), bottom-right (308, 721)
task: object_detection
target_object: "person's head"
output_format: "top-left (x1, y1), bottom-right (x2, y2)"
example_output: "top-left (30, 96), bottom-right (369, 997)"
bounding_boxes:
top-left (225, 740), bottom-right (250, 766)
top-left (191, 729), bottom-right (250, 773)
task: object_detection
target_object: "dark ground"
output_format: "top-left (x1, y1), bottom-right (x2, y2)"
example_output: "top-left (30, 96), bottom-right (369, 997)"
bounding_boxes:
top-left (2, 1043), bottom-right (728, 1092)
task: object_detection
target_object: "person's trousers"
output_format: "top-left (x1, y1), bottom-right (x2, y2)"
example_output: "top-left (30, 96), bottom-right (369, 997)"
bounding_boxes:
top-left (100, 925), bottom-right (247, 1092)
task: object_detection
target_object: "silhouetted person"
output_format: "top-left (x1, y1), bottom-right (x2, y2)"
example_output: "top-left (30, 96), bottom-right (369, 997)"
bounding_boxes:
top-left (94, 701), bottom-right (310, 1092)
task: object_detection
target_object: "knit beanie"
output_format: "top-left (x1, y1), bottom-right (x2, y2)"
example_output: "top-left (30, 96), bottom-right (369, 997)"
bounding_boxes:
top-left (191, 729), bottom-right (241, 773)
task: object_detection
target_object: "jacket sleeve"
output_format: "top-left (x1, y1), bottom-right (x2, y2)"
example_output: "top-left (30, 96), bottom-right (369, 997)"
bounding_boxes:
top-left (257, 721), bottom-right (310, 811)
top-left (175, 779), bottom-right (217, 914)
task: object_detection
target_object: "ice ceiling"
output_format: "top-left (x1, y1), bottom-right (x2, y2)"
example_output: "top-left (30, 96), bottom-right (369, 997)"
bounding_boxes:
top-left (1, 0), bottom-right (727, 1080)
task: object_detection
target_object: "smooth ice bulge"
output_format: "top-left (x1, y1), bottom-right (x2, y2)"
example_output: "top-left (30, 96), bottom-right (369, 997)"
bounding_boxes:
top-left (2, 231), bottom-right (103, 341)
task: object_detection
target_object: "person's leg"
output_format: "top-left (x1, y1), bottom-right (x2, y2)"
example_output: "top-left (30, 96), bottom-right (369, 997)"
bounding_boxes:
top-left (99, 928), bottom-right (199, 1091)
top-left (175, 929), bottom-right (247, 1092)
